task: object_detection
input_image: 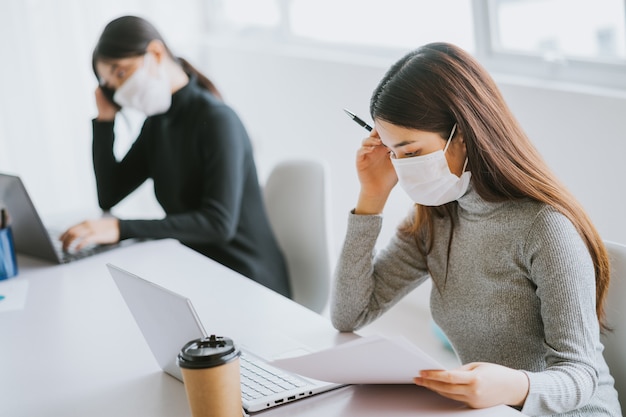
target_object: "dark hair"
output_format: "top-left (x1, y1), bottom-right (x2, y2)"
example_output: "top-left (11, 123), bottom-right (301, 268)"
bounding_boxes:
top-left (92, 15), bottom-right (222, 99)
top-left (370, 42), bottom-right (610, 330)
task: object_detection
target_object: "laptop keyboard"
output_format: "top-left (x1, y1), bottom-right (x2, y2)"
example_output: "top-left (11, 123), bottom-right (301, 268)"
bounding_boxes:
top-left (240, 352), bottom-right (308, 401)
top-left (58, 243), bottom-right (112, 263)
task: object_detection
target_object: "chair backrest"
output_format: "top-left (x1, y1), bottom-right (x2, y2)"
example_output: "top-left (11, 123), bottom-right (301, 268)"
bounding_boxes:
top-left (263, 159), bottom-right (332, 314)
top-left (602, 240), bottom-right (626, 414)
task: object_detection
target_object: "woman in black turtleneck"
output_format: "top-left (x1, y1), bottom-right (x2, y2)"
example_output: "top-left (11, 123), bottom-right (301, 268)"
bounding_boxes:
top-left (59, 16), bottom-right (291, 298)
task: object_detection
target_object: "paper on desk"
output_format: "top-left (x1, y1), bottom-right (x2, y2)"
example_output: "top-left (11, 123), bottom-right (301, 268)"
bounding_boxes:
top-left (270, 334), bottom-right (446, 384)
top-left (0, 278), bottom-right (28, 313)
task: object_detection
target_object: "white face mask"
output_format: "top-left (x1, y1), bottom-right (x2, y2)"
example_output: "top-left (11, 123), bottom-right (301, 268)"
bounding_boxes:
top-left (390, 124), bottom-right (471, 206)
top-left (113, 53), bottom-right (172, 116)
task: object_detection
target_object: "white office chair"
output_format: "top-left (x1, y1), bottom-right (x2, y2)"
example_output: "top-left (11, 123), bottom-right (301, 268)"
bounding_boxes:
top-left (263, 159), bottom-right (333, 314)
top-left (602, 240), bottom-right (626, 415)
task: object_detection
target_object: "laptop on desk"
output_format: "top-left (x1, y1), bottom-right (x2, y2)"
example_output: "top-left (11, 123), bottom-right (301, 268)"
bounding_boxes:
top-left (0, 173), bottom-right (137, 264)
top-left (106, 264), bottom-right (344, 413)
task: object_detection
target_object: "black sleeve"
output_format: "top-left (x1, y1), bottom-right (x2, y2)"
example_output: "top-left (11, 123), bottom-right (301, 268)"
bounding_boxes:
top-left (118, 105), bottom-right (250, 244)
top-left (92, 119), bottom-right (150, 210)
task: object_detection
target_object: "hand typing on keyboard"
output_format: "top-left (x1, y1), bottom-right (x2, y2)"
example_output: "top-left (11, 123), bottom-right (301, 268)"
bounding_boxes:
top-left (58, 217), bottom-right (120, 252)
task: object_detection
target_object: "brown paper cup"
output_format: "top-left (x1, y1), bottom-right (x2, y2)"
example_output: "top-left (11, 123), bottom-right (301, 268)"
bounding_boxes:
top-left (178, 335), bottom-right (242, 417)
top-left (181, 358), bottom-right (242, 417)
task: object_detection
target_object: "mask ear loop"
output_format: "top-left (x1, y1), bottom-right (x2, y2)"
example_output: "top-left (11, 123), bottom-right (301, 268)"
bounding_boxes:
top-left (442, 123), bottom-right (457, 154)
top-left (443, 123), bottom-right (469, 173)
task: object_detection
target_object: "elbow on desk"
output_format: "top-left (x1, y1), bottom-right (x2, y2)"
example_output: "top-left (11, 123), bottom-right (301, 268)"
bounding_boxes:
top-left (176, 213), bottom-right (237, 245)
top-left (330, 308), bottom-right (361, 333)
top-left (97, 192), bottom-right (122, 211)
top-left (186, 207), bottom-right (237, 243)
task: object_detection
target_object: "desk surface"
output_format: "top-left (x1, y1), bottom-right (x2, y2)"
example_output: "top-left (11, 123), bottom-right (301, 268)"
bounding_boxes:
top-left (0, 239), bottom-right (524, 417)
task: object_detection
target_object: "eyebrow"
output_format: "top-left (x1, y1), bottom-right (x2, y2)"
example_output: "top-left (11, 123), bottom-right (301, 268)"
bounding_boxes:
top-left (392, 140), bottom-right (416, 149)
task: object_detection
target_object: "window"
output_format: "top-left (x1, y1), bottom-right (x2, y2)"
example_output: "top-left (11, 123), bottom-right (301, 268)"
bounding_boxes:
top-left (289, 0), bottom-right (474, 52)
top-left (206, 0), bottom-right (626, 90)
top-left (476, 0), bottom-right (626, 89)
top-left (208, 0), bottom-right (474, 54)
top-left (213, 0), bottom-right (281, 30)
top-left (490, 0), bottom-right (625, 63)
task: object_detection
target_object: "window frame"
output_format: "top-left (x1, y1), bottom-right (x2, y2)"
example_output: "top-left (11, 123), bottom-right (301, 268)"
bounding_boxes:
top-left (472, 0), bottom-right (626, 90)
top-left (204, 0), bottom-right (626, 91)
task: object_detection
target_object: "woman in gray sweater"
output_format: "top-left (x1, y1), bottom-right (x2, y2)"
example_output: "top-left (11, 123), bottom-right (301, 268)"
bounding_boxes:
top-left (331, 42), bottom-right (621, 416)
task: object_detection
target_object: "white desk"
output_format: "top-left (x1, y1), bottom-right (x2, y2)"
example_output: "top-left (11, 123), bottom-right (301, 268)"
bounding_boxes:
top-left (0, 239), bottom-right (524, 417)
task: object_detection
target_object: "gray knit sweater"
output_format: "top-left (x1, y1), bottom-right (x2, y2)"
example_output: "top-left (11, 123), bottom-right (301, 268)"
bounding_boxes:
top-left (331, 185), bottom-right (621, 416)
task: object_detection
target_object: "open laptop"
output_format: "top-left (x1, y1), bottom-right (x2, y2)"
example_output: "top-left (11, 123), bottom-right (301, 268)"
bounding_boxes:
top-left (106, 264), bottom-right (343, 413)
top-left (0, 173), bottom-right (136, 264)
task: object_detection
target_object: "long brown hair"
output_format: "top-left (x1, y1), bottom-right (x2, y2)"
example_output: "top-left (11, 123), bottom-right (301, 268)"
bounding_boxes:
top-left (370, 42), bottom-right (610, 330)
top-left (92, 15), bottom-right (222, 100)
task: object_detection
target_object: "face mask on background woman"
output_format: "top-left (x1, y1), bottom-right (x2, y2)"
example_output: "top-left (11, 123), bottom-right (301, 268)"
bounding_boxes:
top-left (113, 52), bottom-right (172, 116)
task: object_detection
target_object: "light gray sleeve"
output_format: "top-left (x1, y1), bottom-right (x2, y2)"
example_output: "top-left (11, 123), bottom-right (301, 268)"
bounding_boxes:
top-left (520, 207), bottom-right (600, 416)
top-left (330, 211), bottom-right (430, 332)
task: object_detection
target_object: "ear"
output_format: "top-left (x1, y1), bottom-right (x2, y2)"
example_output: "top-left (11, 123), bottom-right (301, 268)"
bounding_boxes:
top-left (454, 129), bottom-right (467, 154)
top-left (453, 126), bottom-right (465, 143)
top-left (452, 128), bottom-right (467, 157)
top-left (145, 39), bottom-right (167, 64)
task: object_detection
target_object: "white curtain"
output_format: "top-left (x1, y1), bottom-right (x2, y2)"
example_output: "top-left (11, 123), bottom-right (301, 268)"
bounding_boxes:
top-left (0, 0), bottom-right (207, 221)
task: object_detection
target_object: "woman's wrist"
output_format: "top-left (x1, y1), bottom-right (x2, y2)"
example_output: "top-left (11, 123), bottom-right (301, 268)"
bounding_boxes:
top-left (95, 112), bottom-right (116, 122)
top-left (506, 370), bottom-right (530, 407)
top-left (354, 190), bottom-right (389, 215)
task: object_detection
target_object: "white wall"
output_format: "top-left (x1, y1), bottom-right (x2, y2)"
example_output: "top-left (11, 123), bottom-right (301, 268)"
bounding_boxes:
top-left (498, 79), bottom-right (626, 246)
top-left (198, 40), bottom-right (626, 261)
top-left (198, 41), bottom-right (413, 262)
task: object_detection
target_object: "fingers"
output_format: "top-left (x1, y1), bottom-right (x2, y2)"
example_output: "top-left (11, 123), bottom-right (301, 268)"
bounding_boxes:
top-left (59, 222), bottom-right (91, 251)
top-left (413, 366), bottom-right (485, 399)
top-left (94, 87), bottom-right (118, 121)
top-left (419, 368), bottom-right (477, 384)
top-left (358, 135), bottom-right (389, 157)
top-left (414, 371), bottom-right (467, 393)
top-left (360, 129), bottom-right (383, 146)
top-left (414, 377), bottom-right (471, 398)
top-left (73, 233), bottom-right (98, 251)
top-left (360, 136), bottom-right (381, 148)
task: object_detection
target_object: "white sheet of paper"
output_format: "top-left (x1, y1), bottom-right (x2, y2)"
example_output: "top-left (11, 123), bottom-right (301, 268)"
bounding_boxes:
top-left (0, 278), bottom-right (28, 313)
top-left (270, 334), bottom-right (447, 384)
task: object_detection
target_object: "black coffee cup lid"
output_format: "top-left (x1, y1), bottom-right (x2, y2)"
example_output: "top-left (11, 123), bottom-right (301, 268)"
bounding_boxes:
top-left (178, 335), bottom-right (241, 369)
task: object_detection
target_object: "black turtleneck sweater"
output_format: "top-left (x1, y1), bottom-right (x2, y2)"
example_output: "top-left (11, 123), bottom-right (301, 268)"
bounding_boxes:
top-left (92, 77), bottom-right (291, 298)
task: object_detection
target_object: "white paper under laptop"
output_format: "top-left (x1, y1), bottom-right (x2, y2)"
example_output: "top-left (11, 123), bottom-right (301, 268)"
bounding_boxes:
top-left (0, 173), bottom-right (137, 264)
top-left (106, 264), bottom-right (343, 413)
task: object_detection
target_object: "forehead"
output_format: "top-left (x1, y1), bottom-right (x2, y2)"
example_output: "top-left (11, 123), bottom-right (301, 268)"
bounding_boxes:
top-left (375, 119), bottom-right (444, 148)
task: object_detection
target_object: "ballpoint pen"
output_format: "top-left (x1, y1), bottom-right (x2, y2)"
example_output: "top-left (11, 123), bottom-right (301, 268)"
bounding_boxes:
top-left (343, 108), bottom-right (373, 132)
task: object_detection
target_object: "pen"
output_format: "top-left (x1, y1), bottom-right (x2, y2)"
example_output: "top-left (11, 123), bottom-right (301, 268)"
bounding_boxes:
top-left (343, 108), bottom-right (373, 132)
top-left (0, 208), bottom-right (6, 229)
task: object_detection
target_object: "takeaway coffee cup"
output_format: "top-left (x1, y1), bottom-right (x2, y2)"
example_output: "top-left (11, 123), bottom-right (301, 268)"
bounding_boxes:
top-left (178, 335), bottom-right (242, 417)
